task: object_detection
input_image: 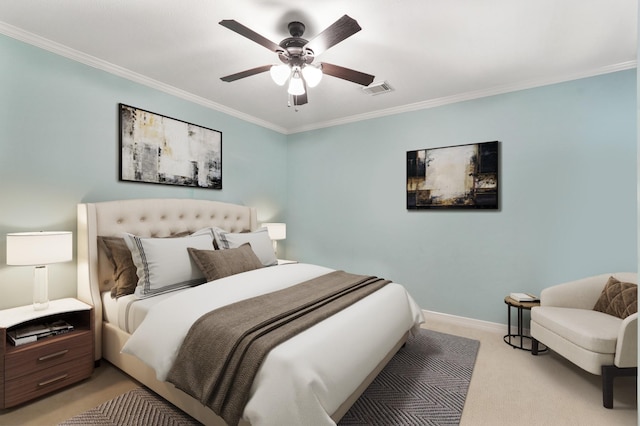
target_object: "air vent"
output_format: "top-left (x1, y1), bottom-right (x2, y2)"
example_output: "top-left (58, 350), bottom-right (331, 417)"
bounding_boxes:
top-left (362, 81), bottom-right (394, 96)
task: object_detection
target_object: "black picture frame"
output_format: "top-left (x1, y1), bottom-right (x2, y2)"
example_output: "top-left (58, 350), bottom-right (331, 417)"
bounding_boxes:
top-left (119, 104), bottom-right (222, 189)
top-left (407, 141), bottom-right (499, 209)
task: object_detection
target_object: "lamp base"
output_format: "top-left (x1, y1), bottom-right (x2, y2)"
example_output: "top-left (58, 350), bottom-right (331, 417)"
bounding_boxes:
top-left (33, 300), bottom-right (49, 311)
top-left (33, 265), bottom-right (50, 311)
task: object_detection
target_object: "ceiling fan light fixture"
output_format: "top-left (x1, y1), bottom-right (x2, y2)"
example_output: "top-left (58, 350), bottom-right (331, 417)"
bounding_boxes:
top-left (287, 69), bottom-right (305, 96)
top-left (220, 15), bottom-right (373, 106)
top-left (302, 64), bottom-right (323, 88)
top-left (270, 64), bottom-right (290, 86)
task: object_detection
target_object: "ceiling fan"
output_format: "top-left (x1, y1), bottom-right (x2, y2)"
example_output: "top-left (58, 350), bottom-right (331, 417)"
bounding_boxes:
top-left (219, 15), bottom-right (375, 106)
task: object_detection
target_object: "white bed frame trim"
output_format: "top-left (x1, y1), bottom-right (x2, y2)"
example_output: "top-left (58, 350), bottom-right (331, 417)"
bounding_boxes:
top-left (76, 198), bottom-right (406, 425)
top-left (77, 198), bottom-right (258, 361)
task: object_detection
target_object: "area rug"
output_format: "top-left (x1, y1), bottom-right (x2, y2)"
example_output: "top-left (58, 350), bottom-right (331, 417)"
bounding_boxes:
top-left (338, 329), bottom-right (479, 426)
top-left (59, 329), bottom-right (479, 426)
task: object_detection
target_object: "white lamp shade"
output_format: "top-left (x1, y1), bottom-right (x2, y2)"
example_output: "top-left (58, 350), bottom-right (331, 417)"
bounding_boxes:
top-left (6, 231), bottom-right (72, 266)
top-left (262, 223), bottom-right (286, 240)
top-left (270, 64), bottom-right (290, 86)
top-left (302, 65), bottom-right (323, 88)
top-left (287, 70), bottom-right (305, 96)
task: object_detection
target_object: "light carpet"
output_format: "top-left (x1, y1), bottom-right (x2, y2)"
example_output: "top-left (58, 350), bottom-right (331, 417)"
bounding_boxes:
top-left (59, 329), bottom-right (479, 425)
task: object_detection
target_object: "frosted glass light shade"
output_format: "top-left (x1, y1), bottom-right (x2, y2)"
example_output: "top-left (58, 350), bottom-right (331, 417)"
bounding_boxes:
top-left (270, 64), bottom-right (290, 86)
top-left (287, 70), bottom-right (305, 95)
top-left (302, 65), bottom-right (323, 88)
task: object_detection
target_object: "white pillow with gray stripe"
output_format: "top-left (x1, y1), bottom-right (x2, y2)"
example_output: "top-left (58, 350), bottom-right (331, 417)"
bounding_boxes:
top-left (123, 230), bottom-right (215, 299)
top-left (212, 227), bottom-right (277, 266)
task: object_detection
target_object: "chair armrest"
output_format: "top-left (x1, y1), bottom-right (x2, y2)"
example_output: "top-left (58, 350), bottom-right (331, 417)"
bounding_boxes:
top-left (615, 313), bottom-right (637, 368)
top-left (541, 274), bottom-right (612, 309)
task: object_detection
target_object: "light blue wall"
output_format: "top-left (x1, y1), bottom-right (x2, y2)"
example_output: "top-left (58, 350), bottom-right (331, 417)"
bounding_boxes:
top-left (0, 35), bottom-right (288, 309)
top-left (287, 70), bottom-right (637, 324)
top-left (0, 33), bottom-right (636, 325)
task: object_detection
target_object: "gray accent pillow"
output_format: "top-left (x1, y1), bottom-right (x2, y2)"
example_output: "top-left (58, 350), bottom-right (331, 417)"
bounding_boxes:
top-left (99, 236), bottom-right (139, 299)
top-left (188, 244), bottom-right (264, 282)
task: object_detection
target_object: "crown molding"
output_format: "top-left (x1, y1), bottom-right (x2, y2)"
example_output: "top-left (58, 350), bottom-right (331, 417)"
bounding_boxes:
top-left (0, 21), bottom-right (288, 134)
top-left (287, 60), bottom-right (637, 134)
top-left (2, 21), bottom-right (634, 137)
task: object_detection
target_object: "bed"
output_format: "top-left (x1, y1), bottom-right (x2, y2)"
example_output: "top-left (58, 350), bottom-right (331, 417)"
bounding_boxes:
top-left (76, 198), bottom-right (424, 425)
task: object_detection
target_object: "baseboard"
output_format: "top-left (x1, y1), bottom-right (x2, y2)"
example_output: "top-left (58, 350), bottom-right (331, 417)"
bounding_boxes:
top-left (422, 309), bottom-right (526, 335)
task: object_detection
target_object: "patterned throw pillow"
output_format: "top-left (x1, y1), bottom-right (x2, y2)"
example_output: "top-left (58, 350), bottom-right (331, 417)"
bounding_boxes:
top-left (593, 276), bottom-right (637, 319)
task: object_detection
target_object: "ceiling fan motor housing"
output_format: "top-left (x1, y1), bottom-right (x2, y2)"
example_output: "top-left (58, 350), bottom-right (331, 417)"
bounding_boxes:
top-left (288, 21), bottom-right (305, 37)
top-left (279, 22), bottom-right (314, 67)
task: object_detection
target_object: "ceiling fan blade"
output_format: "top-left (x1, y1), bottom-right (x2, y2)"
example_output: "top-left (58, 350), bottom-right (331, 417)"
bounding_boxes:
top-left (320, 63), bottom-right (375, 86)
top-left (304, 15), bottom-right (362, 56)
top-left (219, 20), bottom-right (282, 53)
top-left (220, 65), bottom-right (272, 82)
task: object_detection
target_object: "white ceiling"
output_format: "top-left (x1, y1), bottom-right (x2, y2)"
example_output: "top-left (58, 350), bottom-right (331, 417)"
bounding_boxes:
top-left (0, 0), bottom-right (636, 134)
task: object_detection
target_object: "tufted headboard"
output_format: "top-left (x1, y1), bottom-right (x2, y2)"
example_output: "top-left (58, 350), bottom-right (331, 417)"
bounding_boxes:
top-left (77, 198), bottom-right (258, 359)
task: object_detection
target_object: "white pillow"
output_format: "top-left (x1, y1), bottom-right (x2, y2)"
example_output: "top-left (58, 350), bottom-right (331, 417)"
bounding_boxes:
top-left (212, 227), bottom-right (277, 266)
top-left (123, 230), bottom-right (215, 299)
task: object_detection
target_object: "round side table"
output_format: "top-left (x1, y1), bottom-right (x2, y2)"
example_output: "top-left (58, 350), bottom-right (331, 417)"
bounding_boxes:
top-left (503, 296), bottom-right (546, 352)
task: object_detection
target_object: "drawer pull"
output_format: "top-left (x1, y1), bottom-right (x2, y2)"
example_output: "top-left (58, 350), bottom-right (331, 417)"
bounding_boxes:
top-left (38, 349), bottom-right (69, 362)
top-left (38, 374), bottom-right (68, 387)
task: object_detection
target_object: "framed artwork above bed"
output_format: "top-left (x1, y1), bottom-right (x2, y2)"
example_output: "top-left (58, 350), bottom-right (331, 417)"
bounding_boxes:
top-left (407, 141), bottom-right (499, 209)
top-left (119, 104), bottom-right (222, 189)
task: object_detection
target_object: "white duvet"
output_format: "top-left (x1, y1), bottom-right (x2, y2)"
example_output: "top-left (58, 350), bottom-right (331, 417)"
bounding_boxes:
top-left (122, 263), bottom-right (424, 426)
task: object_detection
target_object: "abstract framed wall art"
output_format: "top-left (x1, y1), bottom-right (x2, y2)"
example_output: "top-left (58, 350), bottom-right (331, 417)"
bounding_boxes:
top-left (119, 104), bottom-right (222, 189)
top-left (407, 141), bottom-right (498, 209)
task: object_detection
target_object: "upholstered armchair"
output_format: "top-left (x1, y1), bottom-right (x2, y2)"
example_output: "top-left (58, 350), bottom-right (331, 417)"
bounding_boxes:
top-left (530, 273), bottom-right (637, 408)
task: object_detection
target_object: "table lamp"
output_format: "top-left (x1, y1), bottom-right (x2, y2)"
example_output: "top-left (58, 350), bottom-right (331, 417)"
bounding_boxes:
top-left (262, 223), bottom-right (286, 254)
top-left (6, 231), bottom-right (73, 311)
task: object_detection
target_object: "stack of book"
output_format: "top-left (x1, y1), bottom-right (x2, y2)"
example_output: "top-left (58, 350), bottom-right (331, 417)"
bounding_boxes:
top-left (7, 319), bottom-right (74, 346)
top-left (509, 292), bottom-right (540, 302)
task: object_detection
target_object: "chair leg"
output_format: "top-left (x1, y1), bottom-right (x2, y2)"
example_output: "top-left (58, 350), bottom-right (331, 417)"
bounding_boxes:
top-left (601, 365), bottom-right (637, 409)
top-left (602, 365), bottom-right (615, 408)
top-left (531, 338), bottom-right (539, 355)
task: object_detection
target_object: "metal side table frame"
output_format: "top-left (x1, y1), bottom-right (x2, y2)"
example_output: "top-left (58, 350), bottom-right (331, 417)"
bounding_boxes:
top-left (503, 296), bottom-right (547, 352)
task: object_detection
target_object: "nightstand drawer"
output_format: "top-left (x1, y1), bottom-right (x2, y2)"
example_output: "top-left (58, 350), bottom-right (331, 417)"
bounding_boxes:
top-left (4, 330), bottom-right (92, 381)
top-left (4, 357), bottom-right (94, 408)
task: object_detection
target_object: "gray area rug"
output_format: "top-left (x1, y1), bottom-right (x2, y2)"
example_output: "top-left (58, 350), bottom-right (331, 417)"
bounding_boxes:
top-left (338, 329), bottom-right (479, 425)
top-left (59, 329), bottom-right (479, 426)
top-left (58, 386), bottom-right (196, 426)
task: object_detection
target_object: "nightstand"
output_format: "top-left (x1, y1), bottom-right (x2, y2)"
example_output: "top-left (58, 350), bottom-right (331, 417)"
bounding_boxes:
top-left (0, 298), bottom-right (94, 409)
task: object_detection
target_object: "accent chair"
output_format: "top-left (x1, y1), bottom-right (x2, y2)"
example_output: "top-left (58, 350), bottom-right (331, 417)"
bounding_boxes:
top-left (530, 273), bottom-right (637, 409)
